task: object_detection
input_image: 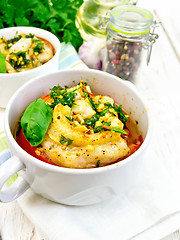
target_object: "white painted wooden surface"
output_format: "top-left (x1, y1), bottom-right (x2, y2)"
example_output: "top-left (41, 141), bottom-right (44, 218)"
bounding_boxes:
top-left (137, 1), bottom-right (180, 239)
top-left (0, 0), bottom-right (180, 239)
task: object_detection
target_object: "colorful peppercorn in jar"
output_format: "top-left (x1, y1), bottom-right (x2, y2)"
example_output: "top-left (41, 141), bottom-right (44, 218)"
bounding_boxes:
top-left (101, 5), bottom-right (158, 83)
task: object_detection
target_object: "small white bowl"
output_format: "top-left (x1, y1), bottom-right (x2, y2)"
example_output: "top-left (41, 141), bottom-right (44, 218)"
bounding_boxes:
top-left (0, 26), bottom-right (61, 108)
top-left (0, 69), bottom-right (151, 205)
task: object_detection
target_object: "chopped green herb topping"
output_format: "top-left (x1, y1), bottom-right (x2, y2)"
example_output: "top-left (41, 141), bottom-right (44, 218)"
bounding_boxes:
top-left (96, 160), bottom-right (100, 167)
top-left (84, 108), bottom-right (109, 129)
top-left (48, 82), bottom-right (128, 136)
top-left (83, 91), bottom-right (99, 111)
top-left (9, 51), bottom-right (30, 69)
top-left (50, 85), bottom-right (63, 96)
top-left (78, 81), bottom-right (87, 86)
top-left (49, 86), bottom-right (80, 109)
top-left (66, 115), bottom-right (74, 122)
top-left (110, 126), bottom-right (127, 134)
top-left (4, 35), bottom-right (22, 49)
top-left (60, 135), bottom-right (73, 146)
top-left (84, 113), bottom-right (100, 128)
top-left (33, 39), bottom-right (44, 53)
top-left (104, 102), bottom-right (128, 125)
top-left (94, 125), bottom-right (127, 134)
top-left (94, 122), bottom-right (110, 133)
top-left (25, 33), bottom-right (34, 38)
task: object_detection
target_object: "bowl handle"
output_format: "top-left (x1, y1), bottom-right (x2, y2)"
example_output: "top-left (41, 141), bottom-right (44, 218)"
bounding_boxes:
top-left (0, 156), bottom-right (29, 202)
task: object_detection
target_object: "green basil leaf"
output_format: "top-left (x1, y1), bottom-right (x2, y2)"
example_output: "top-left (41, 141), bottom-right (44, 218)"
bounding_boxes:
top-left (21, 99), bottom-right (53, 146)
top-left (0, 51), bottom-right (7, 73)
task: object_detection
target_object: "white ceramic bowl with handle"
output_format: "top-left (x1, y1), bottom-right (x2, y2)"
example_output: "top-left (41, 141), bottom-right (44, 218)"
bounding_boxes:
top-left (0, 69), bottom-right (151, 206)
top-left (0, 26), bottom-right (61, 108)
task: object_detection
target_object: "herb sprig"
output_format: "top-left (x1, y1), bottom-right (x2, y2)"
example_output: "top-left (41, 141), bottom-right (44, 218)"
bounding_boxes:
top-left (104, 102), bottom-right (128, 125)
top-left (4, 35), bottom-right (22, 49)
top-left (60, 135), bottom-right (73, 146)
top-left (94, 122), bottom-right (127, 134)
top-left (49, 85), bottom-right (79, 109)
top-left (0, 0), bottom-right (83, 50)
top-left (32, 39), bottom-right (44, 53)
top-left (83, 91), bottom-right (100, 111)
top-left (9, 51), bottom-right (30, 69)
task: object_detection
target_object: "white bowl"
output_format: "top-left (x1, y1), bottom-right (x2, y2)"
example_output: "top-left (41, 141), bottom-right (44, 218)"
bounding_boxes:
top-left (0, 69), bottom-right (151, 205)
top-left (0, 26), bottom-right (61, 108)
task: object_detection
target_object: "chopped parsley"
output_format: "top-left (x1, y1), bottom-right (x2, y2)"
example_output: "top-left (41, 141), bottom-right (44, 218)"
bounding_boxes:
top-left (4, 34), bottom-right (22, 49)
top-left (99, 108), bottom-right (109, 116)
top-left (83, 90), bottom-right (100, 111)
top-left (33, 39), bottom-right (44, 53)
top-left (49, 85), bottom-right (79, 109)
top-left (61, 91), bottom-right (77, 107)
top-left (110, 126), bottom-right (127, 134)
top-left (84, 108), bottom-right (109, 129)
top-left (25, 33), bottom-right (35, 38)
top-left (94, 121), bottom-right (111, 133)
top-left (66, 115), bottom-right (74, 122)
top-left (104, 102), bottom-right (128, 125)
top-left (84, 103), bottom-right (127, 134)
top-left (9, 51), bottom-right (30, 69)
top-left (78, 81), bottom-right (87, 86)
top-left (48, 82), bottom-right (128, 136)
top-left (84, 113), bottom-right (100, 128)
top-left (96, 160), bottom-right (100, 167)
top-left (60, 135), bottom-right (73, 146)
top-left (94, 124), bottom-right (127, 134)
top-left (49, 85), bottom-right (64, 97)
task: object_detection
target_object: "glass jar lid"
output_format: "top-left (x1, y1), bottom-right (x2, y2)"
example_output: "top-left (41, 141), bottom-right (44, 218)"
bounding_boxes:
top-left (109, 5), bottom-right (154, 36)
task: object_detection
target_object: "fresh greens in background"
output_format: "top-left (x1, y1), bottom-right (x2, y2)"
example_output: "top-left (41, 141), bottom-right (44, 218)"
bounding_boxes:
top-left (0, 51), bottom-right (6, 73)
top-left (21, 99), bottom-right (53, 146)
top-left (0, 0), bottom-right (84, 51)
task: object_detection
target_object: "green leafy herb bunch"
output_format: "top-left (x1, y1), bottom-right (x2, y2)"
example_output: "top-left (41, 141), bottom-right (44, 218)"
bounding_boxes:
top-left (0, 0), bottom-right (83, 50)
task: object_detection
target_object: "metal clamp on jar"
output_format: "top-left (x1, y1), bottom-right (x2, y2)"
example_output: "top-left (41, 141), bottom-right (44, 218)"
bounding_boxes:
top-left (100, 5), bottom-right (159, 83)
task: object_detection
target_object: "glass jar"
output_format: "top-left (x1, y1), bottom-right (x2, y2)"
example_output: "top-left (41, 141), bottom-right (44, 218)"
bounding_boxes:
top-left (75, 0), bottom-right (137, 41)
top-left (102, 5), bottom-right (158, 83)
